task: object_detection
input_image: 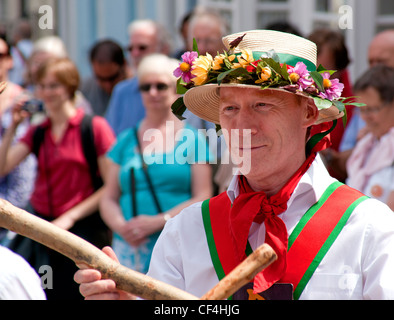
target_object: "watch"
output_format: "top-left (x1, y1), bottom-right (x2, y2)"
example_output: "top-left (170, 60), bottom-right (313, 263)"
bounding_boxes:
top-left (163, 213), bottom-right (171, 222)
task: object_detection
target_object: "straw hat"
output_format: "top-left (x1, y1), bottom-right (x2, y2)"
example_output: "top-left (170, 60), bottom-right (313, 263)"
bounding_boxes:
top-left (174, 30), bottom-right (348, 126)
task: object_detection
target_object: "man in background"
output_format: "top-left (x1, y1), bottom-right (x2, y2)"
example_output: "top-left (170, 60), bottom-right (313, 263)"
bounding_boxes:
top-left (105, 20), bottom-right (172, 136)
top-left (81, 39), bottom-right (129, 116)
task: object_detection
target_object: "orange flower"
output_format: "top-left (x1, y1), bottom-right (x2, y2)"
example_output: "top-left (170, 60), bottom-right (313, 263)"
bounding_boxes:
top-left (191, 54), bottom-right (213, 86)
top-left (212, 54), bottom-right (236, 70)
top-left (232, 49), bottom-right (254, 69)
top-left (255, 67), bottom-right (272, 84)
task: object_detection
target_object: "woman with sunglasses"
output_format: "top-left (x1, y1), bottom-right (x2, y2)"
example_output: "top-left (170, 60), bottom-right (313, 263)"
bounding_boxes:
top-left (100, 53), bottom-right (213, 274)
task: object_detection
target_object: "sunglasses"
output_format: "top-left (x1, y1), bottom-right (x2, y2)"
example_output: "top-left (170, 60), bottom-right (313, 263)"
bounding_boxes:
top-left (139, 83), bottom-right (170, 92)
top-left (359, 104), bottom-right (389, 115)
top-left (96, 71), bottom-right (121, 83)
top-left (126, 45), bottom-right (148, 52)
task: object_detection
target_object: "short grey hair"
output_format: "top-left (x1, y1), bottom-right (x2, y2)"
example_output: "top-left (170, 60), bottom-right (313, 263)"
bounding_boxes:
top-left (128, 19), bottom-right (173, 55)
top-left (137, 53), bottom-right (180, 84)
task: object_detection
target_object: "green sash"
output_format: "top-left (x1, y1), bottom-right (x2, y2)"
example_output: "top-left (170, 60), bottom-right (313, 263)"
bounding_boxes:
top-left (202, 181), bottom-right (368, 300)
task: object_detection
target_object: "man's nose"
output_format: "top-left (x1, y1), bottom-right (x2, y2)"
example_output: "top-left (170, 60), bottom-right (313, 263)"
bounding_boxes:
top-left (236, 107), bottom-right (259, 135)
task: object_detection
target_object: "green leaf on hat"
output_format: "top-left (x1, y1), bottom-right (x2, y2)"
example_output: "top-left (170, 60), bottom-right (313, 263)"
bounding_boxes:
top-left (217, 67), bottom-right (252, 85)
top-left (313, 97), bottom-right (332, 110)
top-left (176, 78), bottom-right (188, 95)
top-left (171, 96), bottom-right (187, 121)
top-left (316, 64), bottom-right (336, 76)
top-left (193, 38), bottom-right (200, 56)
top-left (310, 71), bottom-right (325, 92)
top-left (332, 99), bottom-right (345, 112)
top-left (260, 58), bottom-right (288, 79)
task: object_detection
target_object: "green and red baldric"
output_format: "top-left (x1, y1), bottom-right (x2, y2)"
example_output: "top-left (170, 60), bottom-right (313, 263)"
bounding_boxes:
top-left (202, 181), bottom-right (368, 300)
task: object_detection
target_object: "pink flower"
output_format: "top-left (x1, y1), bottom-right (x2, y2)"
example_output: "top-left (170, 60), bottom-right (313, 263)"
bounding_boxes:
top-left (174, 51), bottom-right (199, 83)
top-left (287, 62), bottom-right (313, 91)
top-left (319, 72), bottom-right (344, 100)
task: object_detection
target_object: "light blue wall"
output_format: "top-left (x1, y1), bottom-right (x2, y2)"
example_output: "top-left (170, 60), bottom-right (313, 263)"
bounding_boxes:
top-left (61, 0), bottom-right (197, 78)
top-left (72, 0), bottom-right (137, 78)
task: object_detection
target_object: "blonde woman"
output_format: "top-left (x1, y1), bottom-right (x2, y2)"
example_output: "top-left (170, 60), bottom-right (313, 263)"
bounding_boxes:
top-left (100, 54), bottom-right (213, 273)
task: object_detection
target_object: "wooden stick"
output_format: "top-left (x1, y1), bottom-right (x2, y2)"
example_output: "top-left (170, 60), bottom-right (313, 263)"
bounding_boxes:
top-left (0, 81), bottom-right (7, 94)
top-left (0, 199), bottom-right (277, 300)
top-left (0, 199), bottom-right (198, 300)
top-left (201, 243), bottom-right (277, 300)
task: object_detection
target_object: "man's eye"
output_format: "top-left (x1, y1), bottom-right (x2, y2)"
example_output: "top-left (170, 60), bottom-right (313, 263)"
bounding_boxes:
top-left (256, 102), bottom-right (273, 110)
top-left (223, 106), bottom-right (237, 112)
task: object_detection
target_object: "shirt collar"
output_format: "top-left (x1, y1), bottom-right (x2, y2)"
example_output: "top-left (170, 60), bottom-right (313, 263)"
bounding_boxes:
top-left (69, 108), bottom-right (85, 126)
top-left (40, 108), bottom-right (85, 129)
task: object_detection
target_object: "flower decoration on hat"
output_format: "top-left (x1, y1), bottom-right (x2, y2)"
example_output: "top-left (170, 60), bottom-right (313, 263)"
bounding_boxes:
top-left (173, 51), bottom-right (199, 84)
top-left (172, 34), bottom-right (363, 126)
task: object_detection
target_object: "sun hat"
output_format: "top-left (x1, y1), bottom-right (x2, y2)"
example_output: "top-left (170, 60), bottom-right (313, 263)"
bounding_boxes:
top-left (172, 30), bottom-right (361, 126)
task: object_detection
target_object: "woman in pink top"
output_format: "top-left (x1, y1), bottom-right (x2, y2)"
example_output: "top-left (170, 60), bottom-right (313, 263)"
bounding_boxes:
top-left (0, 57), bottom-right (115, 300)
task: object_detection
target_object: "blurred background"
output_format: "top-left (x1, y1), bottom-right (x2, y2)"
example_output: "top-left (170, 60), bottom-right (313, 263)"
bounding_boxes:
top-left (0, 0), bottom-right (393, 82)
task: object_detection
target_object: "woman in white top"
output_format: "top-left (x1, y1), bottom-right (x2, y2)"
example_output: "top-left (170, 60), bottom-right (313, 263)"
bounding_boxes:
top-left (0, 245), bottom-right (45, 300)
top-left (346, 65), bottom-right (394, 210)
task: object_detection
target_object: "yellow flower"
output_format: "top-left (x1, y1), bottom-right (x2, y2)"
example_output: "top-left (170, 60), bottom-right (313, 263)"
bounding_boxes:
top-left (212, 54), bottom-right (236, 70)
top-left (255, 67), bottom-right (272, 84)
top-left (289, 72), bottom-right (300, 84)
top-left (232, 49), bottom-right (254, 69)
top-left (212, 54), bottom-right (225, 71)
top-left (191, 54), bottom-right (213, 86)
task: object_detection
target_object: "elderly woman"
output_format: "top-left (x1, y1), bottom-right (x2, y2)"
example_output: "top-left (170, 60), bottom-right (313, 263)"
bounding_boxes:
top-left (99, 53), bottom-right (213, 274)
top-left (346, 65), bottom-right (394, 210)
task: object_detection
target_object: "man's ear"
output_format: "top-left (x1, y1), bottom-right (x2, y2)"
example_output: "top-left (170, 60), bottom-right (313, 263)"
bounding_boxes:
top-left (303, 100), bottom-right (319, 128)
top-left (4, 55), bottom-right (13, 71)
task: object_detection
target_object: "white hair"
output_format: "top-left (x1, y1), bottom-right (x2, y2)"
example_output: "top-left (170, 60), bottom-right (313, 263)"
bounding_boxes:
top-left (33, 36), bottom-right (68, 58)
top-left (137, 53), bottom-right (179, 84)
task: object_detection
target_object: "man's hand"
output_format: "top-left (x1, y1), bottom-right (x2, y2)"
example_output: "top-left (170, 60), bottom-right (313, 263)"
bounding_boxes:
top-left (74, 247), bottom-right (136, 300)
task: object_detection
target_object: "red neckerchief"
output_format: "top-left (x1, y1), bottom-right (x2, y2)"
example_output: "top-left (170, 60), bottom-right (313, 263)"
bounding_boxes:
top-left (231, 151), bottom-right (317, 293)
top-left (232, 117), bottom-right (341, 293)
top-left (229, 121), bottom-right (336, 293)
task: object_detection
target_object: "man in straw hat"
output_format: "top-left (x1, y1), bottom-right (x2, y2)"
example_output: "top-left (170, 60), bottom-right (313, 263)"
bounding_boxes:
top-left (75, 30), bottom-right (394, 300)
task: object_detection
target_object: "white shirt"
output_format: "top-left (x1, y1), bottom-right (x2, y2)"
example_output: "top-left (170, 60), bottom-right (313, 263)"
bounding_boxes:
top-left (147, 155), bottom-right (394, 300)
top-left (0, 246), bottom-right (46, 300)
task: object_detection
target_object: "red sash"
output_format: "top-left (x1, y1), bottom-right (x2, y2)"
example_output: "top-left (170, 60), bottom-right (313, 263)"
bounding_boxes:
top-left (202, 181), bottom-right (368, 300)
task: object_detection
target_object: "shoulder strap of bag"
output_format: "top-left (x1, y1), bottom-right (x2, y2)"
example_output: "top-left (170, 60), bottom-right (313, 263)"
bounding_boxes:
top-left (33, 115), bottom-right (103, 191)
top-left (134, 127), bottom-right (162, 213)
top-left (80, 114), bottom-right (103, 191)
top-left (32, 125), bottom-right (46, 157)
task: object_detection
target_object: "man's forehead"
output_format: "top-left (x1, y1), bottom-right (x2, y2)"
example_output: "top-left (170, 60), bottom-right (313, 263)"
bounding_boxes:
top-left (219, 87), bottom-right (292, 103)
top-left (130, 29), bottom-right (157, 43)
